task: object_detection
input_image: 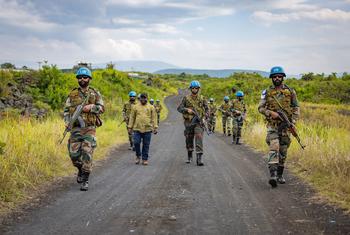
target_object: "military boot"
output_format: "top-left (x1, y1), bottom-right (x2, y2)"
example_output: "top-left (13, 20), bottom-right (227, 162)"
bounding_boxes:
top-left (76, 167), bottom-right (83, 184)
top-left (277, 166), bottom-right (286, 184)
top-left (268, 165), bottom-right (278, 188)
top-left (228, 130), bottom-right (231, 136)
top-left (236, 137), bottom-right (241, 145)
top-left (186, 151), bottom-right (193, 164)
top-left (80, 172), bottom-right (89, 191)
top-left (231, 135), bottom-right (236, 144)
top-left (196, 153), bottom-right (204, 166)
top-left (223, 130), bottom-right (226, 136)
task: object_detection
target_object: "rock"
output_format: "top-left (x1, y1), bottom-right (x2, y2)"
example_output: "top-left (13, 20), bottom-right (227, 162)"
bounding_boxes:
top-left (169, 215), bottom-right (177, 221)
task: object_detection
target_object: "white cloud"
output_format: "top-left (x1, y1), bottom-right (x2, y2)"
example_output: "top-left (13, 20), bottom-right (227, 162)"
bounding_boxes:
top-left (252, 8), bottom-right (350, 25)
top-left (0, 0), bottom-right (57, 31)
top-left (106, 0), bottom-right (164, 7)
top-left (112, 17), bottom-right (144, 25)
top-left (270, 0), bottom-right (318, 11)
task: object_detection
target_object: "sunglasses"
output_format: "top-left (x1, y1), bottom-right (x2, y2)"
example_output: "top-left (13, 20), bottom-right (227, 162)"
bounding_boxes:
top-left (77, 76), bottom-right (90, 80)
top-left (191, 87), bottom-right (199, 90)
top-left (272, 75), bottom-right (284, 79)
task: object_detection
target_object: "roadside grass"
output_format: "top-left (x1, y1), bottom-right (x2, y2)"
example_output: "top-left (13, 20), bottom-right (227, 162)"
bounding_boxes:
top-left (239, 103), bottom-right (350, 210)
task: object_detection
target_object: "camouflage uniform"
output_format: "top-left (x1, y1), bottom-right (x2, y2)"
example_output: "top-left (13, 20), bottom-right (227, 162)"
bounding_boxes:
top-left (231, 99), bottom-right (246, 143)
top-left (123, 101), bottom-right (136, 148)
top-left (64, 87), bottom-right (104, 174)
top-left (208, 102), bottom-right (217, 132)
top-left (219, 102), bottom-right (232, 135)
top-left (154, 103), bottom-right (163, 125)
top-left (177, 94), bottom-right (208, 154)
top-left (258, 84), bottom-right (299, 182)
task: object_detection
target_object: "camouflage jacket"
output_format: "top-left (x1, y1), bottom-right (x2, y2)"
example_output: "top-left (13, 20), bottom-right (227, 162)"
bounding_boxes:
top-left (154, 103), bottom-right (163, 113)
top-left (231, 99), bottom-right (246, 116)
top-left (258, 84), bottom-right (300, 126)
top-left (122, 101), bottom-right (136, 123)
top-left (64, 86), bottom-right (104, 128)
top-left (219, 102), bottom-right (232, 117)
top-left (128, 103), bottom-right (158, 133)
top-left (177, 94), bottom-right (208, 120)
top-left (208, 103), bottom-right (217, 116)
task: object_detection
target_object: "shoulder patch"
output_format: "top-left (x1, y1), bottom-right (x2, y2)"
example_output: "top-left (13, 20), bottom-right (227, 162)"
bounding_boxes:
top-left (261, 89), bottom-right (267, 99)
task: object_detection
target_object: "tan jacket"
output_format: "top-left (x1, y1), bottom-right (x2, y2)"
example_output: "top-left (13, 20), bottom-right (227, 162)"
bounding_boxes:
top-left (128, 103), bottom-right (158, 133)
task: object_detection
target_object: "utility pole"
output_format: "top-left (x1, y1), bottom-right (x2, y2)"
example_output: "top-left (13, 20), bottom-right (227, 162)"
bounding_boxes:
top-left (37, 61), bottom-right (42, 70)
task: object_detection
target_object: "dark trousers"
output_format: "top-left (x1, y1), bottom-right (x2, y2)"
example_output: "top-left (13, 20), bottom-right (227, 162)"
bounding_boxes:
top-left (133, 131), bottom-right (152, 160)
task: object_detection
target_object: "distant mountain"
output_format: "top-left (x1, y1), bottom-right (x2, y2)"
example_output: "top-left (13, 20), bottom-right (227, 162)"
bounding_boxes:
top-left (154, 68), bottom-right (270, 78)
top-left (93, 60), bottom-right (179, 73)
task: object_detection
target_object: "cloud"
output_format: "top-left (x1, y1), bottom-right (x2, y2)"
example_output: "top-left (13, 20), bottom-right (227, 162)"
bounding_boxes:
top-left (252, 8), bottom-right (350, 25)
top-left (0, 0), bottom-right (57, 31)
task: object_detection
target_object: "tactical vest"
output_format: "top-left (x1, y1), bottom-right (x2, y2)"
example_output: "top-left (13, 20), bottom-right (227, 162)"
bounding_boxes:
top-left (124, 102), bottom-right (135, 118)
top-left (265, 85), bottom-right (293, 123)
top-left (68, 87), bottom-right (99, 127)
top-left (232, 99), bottom-right (245, 112)
top-left (182, 95), bottom-right (205, 120)
top-left (154, 104), bottom-right (162, 113)
top-left (209, 103), bottom-right (217, 114)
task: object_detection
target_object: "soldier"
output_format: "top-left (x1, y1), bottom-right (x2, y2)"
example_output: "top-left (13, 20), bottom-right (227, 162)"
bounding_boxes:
top-left (154, 99), bottom-right (163, 125)
top-left (177, 80), bottom-right (208, 166)
top-left (258, 66), bottom-right (300, 188)
top-left (122, 91), bottom-right (137, 150)
top-left (219, 96), bottom-right (232, 136)
top-left (128, 93), bottom-right (158, 165)
top-left (231, 91), bottom-right (246, 145)
top-left (150, 98), bottom-right (154, 106)
top-left (63, 67), bottom-right (104, 191)
top-left (208, 98), bottom-right (217, 133)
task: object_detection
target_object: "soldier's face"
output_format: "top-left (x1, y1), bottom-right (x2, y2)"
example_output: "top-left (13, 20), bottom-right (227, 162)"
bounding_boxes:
top-left (140, 97), bottom-right (147, 105)
top-left (130, 96), bottom-right (136, 102)
top-left (77, 76), bottom-right (90, 88)
top-left (191, 87), bottom-right (199, 94)
top-left (272, 74), bottom-right (284, 86)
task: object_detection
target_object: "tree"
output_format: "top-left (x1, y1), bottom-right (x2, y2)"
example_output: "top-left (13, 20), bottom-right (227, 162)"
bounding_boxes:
top-left (1, 62), bottom-right (16, 69)
top-left (106, 61), bottom-right (115, 70)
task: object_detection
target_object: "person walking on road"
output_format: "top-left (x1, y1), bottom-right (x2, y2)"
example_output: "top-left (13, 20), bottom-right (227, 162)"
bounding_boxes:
top-left (122, 91), bottom-right (137, 150)
top-left (177, 80), bottom-right (209, 166)
top-left (258, 66), bottom-right (300, 188)
top-left (128, 93), bottom-right (158, 165)
top-left (208, 98), bottom-right (217, 133)
top-left (219, 96), bottom-right (232, 136)
top-left (231, 91), bottom-right (246, 145)
top-left (154, 99), bottom-right (163, 125)
top-left (63, 67), bottom-right (104, 191)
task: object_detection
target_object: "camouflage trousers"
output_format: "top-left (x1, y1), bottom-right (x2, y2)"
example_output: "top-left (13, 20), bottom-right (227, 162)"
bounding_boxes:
top-left (126, 126), bottom-right (133, 147)
top-left (184, 121), bottom-right (204, 153)
top-left (68, 127), bottom-right (97, 173)
top-left (222, 115), bottom-right (232, 134)
top-left (157, 113), bottom-right (160, 125)
top-left (208, 115), bottom-right (216, 132)
top-left (266, 126), bottom-right (291, 167)
top-left (232, 116), bottom-right (244, 138)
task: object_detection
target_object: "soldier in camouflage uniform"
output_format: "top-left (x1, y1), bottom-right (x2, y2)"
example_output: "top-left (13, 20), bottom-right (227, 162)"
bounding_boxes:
top-left (219, 96), bottom-right (232, 136)
top-left (123, 91), bottom-right (137, 150)
top-left (154, 99), bottom-right (163, 125)
top-left (231, 91), bottom-right (246, 145)
top-left (258, 66), bottom-right (300, 188)
top-left (64, 67), bottom-right (104, 191)
top-left (177, 80), bottom-right (208, 166)
top-left (208, 98), bottom-right (217, 133)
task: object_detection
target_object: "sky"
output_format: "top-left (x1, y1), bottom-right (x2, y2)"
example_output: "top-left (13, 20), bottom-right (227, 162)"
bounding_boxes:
top-left (0, 0), bottom-right (349, 74)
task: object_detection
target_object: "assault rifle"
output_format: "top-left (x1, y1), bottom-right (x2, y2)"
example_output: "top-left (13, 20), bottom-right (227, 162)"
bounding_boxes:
top-left (191, 108), bottom-right (210, 135)
top-left (118, 119), bottom-right (126, 127)
top-left (272, 96), bottom-right (305, 150)
top-left (59, 93), bottom-right (91, 144)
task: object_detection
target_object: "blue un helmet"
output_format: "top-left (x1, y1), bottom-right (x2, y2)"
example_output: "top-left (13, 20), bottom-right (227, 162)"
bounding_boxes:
top-left (209, 98), bottom-right (214, 102)
top-left (236, 91), bottom-right (244, 97)
top-left (129, 91), bottom-right (137, 97)
top-left (189, 80), bottom-right (201, 89)
top-left (150, 98), bottom-right (154, 104)
top-left (224, 96), bottom-right (229, 101)
top-left (269, 66), bottom-right (286, 78)
top-left (76, 67), bottom-right (92, 78)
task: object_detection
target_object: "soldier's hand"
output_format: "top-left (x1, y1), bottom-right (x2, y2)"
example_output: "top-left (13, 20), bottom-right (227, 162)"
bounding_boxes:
top-left (83, 104), bottom-right (94, 112)
top-left (269, 111), bottom-right (280, 119)
top-left (153, 129), bottom-right (158, 135)
top-left (128, 128), bottom-right (133, 134)
top-left (236, 110), bottom-right (241, 115)
top-left (186, 108), bottom-right (194, 114)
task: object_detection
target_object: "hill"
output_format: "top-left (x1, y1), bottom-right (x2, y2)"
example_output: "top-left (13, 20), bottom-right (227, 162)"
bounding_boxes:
top-left (154, 68), bottom-right (270, 78)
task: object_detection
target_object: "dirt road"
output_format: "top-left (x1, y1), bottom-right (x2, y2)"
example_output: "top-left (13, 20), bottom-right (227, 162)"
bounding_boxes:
top-left (3, 94), bottom-right (350, 234)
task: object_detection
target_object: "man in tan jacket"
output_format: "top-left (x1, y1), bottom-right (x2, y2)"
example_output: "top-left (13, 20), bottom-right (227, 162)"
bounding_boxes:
top-left (128, 93), bottom-right (158, 165)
